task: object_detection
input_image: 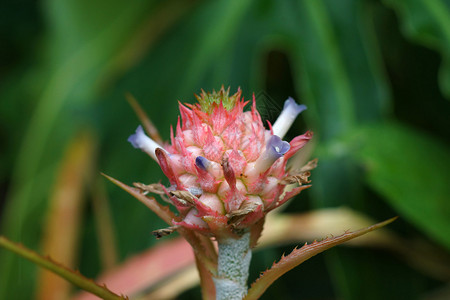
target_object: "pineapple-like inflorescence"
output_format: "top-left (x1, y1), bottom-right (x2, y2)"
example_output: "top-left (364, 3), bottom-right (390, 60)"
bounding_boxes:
top-left (128, 87), bottom-right (312, 239)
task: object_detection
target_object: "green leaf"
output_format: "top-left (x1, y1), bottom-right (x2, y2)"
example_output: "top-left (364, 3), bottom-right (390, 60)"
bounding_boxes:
top-left (353, 122), bottom-right (450, 250)
top-left (174, 0), bottom-right (255, 95)
top-left (0, 1), bottom-right (192, 298)
top-left (244, 217), bottom-right (397, 300)
top-left (285, 0), bottom-right (391, 207)
top-left (0, 236), bottom-right (125, 300)
top-left (292, 0), bottom-right (356, 140)
top-left (383, 0), bottom-right (450, 98)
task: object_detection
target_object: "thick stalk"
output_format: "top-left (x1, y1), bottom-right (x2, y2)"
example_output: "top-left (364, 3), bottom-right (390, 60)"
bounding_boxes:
top-left (214, 232), bottom-right (251, 300)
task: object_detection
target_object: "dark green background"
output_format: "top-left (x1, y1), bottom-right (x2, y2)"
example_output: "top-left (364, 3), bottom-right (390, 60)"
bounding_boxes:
top-left (1, 0), bottom-right (449, 299)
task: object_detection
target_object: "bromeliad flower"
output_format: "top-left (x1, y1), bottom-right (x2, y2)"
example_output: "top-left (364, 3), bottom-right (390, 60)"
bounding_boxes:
top-left (124, 87), bottom-right (313, 299)
top-left (127, 87), bottom-right (313, 239)
top-left (0, 87), bottom-right (396, 300)
top-left (100, 87), bottom-right (395, 300)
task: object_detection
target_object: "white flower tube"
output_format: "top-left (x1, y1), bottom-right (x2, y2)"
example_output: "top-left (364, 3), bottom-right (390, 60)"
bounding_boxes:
top-left (253, 135), bottom-right (290, 174)
top-left (128, 125), bottom-right (163, 161)
top-left (272, 97), bottom-right (307, 139)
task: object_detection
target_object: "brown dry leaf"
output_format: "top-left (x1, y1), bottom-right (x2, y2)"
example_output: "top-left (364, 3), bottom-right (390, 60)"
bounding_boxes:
top-left (260, 207), bottom-right (450, 281)
top-left (102, 174), bottom-right (175, 225)
top-left (91, 178), bottom-right (118, 271)
top-left (72, 238), bottom-right (194, 300)
top-left (126, 93), bottom-right (163, 144)
top-left (152, 226), bottom-right (179, 239)
top-left (139, 265), bottom-right (199, 300)
top-left (299, 158), bottom-right (318, 172)
top-left (280, 171), bottom-right (311, 185)
top-left (37, 132), bottom-right (96, 300)
top-left (77, 207), bottom-right (450, 299)
top-left (259, 207), bottom-right (396, 248)
top-left (133, 182), bottom-right (165, 195)
top-left (170, 190), bottom-right (198, 206)
top-left (104, 173), bottom-right (217, 299)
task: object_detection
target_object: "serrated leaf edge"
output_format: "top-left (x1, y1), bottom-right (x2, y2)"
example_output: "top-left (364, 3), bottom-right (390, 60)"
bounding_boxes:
top-left (244, 217), bottom-right (397, 300)
top-left (0, 236), bottom-right (126, 300)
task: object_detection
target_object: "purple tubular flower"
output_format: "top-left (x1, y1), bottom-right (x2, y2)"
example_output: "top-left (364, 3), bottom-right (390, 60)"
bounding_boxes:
top-left (195, 156), bottom-right (211, 171)
top-left (266, 135), bottom-right (290, 158)
top-left (252, 135), bottom-right (291, 174)
top-left (272, 97), bottom-right (307, 139)
top-left (284, 97), bottom-right (307, 113)
top-left (128, 125), bottom-right (163, 161)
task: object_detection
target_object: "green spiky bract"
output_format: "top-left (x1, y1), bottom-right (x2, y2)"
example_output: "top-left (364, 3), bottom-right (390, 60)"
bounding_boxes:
top-left (196, 86), bottom-right (240, 114)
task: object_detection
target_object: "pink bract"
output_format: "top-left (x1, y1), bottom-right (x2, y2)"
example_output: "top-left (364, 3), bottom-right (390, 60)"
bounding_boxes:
top-left (129, 88), bottom-right (312, 239)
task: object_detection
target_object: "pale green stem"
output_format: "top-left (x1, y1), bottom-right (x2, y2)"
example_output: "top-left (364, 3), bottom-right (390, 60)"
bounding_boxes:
top-left (214, 232), bottom-right (251, 300)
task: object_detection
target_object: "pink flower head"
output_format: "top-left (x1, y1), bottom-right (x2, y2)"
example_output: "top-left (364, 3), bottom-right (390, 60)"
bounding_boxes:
top-left (128, 87), bottom-right (313, 238)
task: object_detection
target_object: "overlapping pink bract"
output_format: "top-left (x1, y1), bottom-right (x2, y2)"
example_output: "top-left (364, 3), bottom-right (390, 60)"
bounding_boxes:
top-left (130, 88), bottom-right (312, 239)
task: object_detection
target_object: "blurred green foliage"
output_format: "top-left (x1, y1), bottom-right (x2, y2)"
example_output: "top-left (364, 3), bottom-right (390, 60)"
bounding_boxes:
top-left (1, 0), bottom-right (449, 299)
